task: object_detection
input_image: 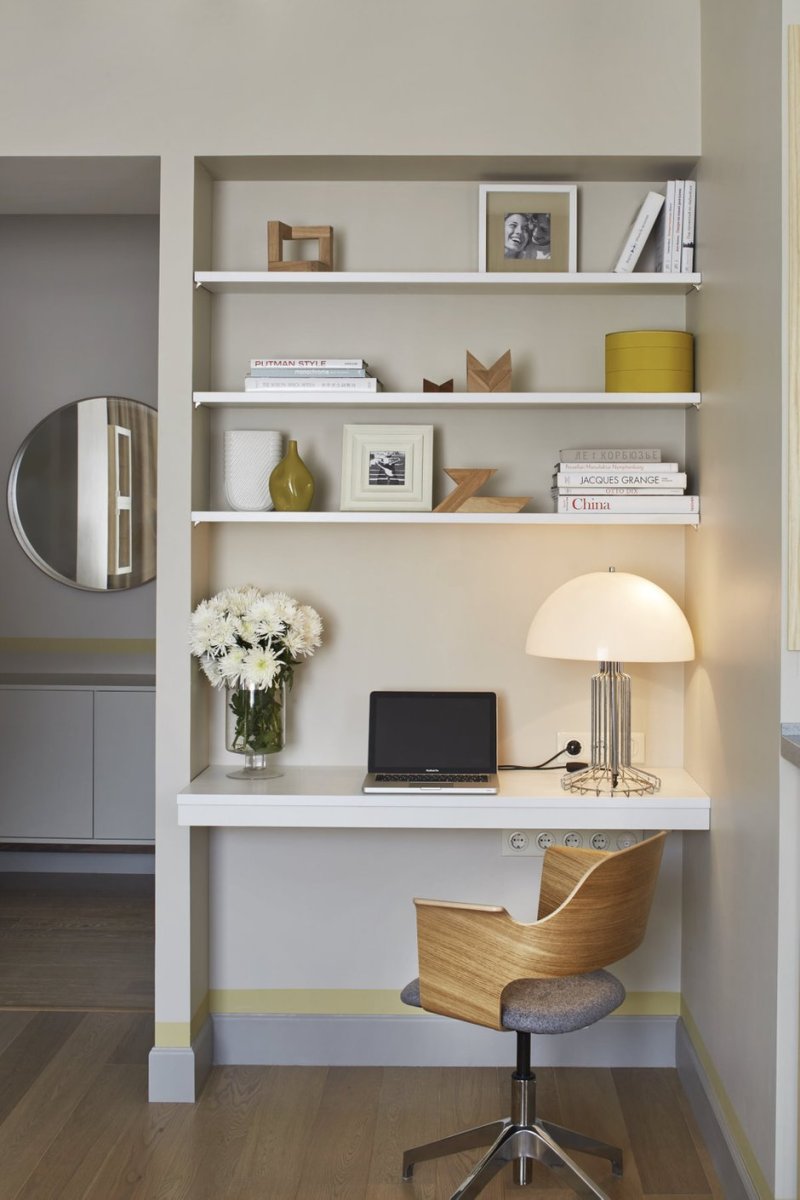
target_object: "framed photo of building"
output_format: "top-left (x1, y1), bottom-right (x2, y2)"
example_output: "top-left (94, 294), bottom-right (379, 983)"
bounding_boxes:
top-left (340, 424), bottom-right (433, 511)
top-left (478, 183), bottom-right (577, 273)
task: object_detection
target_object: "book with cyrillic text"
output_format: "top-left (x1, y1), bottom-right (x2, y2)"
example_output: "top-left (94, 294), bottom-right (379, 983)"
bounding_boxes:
top-left (680, 179), bottom-right (697, 272)
top-left (558, 448), bottom-right (662, 462)
top-left (556, 460), bottom-right (678, 472)
top-left (244, 376), bottom-right (381, 392)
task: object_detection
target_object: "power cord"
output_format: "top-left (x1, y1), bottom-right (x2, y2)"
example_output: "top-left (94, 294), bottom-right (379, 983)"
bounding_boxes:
top-left (499, 740), bottom-right (588, 773)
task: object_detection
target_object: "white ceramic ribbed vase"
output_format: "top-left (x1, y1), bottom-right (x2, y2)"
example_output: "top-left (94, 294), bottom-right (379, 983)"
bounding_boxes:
top-left (224, 430), bottom-right (283, 511)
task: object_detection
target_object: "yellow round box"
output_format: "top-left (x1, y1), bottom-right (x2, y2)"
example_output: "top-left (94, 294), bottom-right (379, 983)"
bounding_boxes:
top-left (605, 330), bottom-right (693, 392)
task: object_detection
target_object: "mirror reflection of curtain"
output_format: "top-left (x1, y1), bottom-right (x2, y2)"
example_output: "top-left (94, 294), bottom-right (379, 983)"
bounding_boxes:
top-left (106, 397), bottom-right (157, 590)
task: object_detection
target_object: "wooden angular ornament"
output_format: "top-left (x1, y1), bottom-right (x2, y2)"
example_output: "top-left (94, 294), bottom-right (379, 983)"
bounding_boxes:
top-left (434, 468), bottom-right (529, 514)
top-left (422, 378), bottom-right (454, 392)
top-left (268, 221), bottom-right (334, 271)
top-left (466, 350), bottom-right (512, 392)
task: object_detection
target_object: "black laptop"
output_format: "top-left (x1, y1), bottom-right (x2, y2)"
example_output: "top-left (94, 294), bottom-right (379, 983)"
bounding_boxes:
top-left (362, 691), bottom-right (498, 793)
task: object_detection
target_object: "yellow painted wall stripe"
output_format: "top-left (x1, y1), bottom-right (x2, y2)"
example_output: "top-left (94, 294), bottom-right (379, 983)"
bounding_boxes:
top-left (680, 999), bottom-right (773, 1200)
top-left (155, 994), bottom-right (211, 1048)
top-left (207, 988), bottom-right (680, 1018)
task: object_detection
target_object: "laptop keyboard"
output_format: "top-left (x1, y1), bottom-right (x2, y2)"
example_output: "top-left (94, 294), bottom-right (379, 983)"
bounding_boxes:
top-left (374, 774), bottom-right (490, 783)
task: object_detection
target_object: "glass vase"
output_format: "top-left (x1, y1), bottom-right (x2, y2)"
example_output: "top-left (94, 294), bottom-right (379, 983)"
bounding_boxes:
top-left (225, 680), bottom-right (286, 779)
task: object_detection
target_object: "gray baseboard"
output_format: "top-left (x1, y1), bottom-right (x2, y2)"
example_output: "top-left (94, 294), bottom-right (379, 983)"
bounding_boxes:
top-left (212, 1012), bottom-right (677, 1068)
top-left (676, 1018), bottom-right (760, 1200)
top-left (0, 849), bottom-right (154, 873)
top-left (148, 1017), bottom-right (213, 1101)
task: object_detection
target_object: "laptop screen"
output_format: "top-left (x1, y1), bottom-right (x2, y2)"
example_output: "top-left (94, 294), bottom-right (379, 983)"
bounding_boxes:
top-left (368, 691), bottom-right (497, 774)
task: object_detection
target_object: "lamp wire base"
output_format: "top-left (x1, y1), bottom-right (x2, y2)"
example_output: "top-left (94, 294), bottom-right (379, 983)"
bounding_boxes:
top-left (561, 763), bottom-right (660, 796)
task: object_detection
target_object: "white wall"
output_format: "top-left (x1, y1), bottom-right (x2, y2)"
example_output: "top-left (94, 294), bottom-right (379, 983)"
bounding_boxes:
top-left (683, 2), bottom-right (783, 1194)
top-left (0, 216), bottom-right (159, 673)
top-left (0, 0), bottom-right (705, 1080)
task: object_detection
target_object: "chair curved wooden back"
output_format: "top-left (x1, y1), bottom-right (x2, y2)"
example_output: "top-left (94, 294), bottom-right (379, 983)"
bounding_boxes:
top-left (414, 831), bottom-right (667, 1030)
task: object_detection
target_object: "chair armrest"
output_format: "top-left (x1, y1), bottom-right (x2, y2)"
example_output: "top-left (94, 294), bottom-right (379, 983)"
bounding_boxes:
top-left (414, 898), bottom-right (542, 1030)
top-left (537, 845), bottom-right (608, 918)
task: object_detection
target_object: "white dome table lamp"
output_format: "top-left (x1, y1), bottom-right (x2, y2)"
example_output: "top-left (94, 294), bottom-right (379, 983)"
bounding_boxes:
top-left (526, 568), bottom-right (694, 796)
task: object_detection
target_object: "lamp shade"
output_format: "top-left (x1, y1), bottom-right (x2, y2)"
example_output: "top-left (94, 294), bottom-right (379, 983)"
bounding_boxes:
top-left (526, 570), bottom-right (694, 663)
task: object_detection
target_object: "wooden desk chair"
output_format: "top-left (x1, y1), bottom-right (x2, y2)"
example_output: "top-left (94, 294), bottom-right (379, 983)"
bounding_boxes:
top-left (400, 830), bottom-right (667, 1200)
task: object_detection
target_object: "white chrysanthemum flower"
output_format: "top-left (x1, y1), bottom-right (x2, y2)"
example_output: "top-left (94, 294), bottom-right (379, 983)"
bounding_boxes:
top-left (233, 616), bottom-right (259, 647)
top-left (265, 591), bottom-right (299, 623)
top-left (218, 586), bottom-right (261, 617)
top-left (218, 646), bottom-right (247, 685)
top-left (283, 628), bottom-right (310, 658)
top-left (200, 655), bottom-right (227, 688)
top-left (290, 605), bottom-right (323, 654)
top-left (241, 645), bottom-right (281, 689)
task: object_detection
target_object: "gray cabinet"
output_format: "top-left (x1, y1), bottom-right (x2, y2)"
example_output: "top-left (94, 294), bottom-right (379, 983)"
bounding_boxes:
top-left (0, 675), bottom-right (154, 843)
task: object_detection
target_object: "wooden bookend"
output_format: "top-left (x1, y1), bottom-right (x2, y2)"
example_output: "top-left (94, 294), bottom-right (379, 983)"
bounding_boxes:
top-left (423, 378), bottom-right (455, 392)
top-left (434, 467), bottom-right (529, 514)
top-left (267, 222), bottom-right (334, 271)
top-left (466, 350), bottom-right (512, 393)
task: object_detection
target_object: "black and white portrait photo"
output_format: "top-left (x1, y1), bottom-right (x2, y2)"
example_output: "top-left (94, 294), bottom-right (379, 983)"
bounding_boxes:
top-left (369, 450), bottom-right (406, 485)
top-left (504, 211), bottom-right (552, 260)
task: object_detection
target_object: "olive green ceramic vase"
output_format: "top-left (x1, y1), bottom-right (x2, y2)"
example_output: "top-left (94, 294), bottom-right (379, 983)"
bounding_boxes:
top-left (268, 440), bottom-right (315, 511)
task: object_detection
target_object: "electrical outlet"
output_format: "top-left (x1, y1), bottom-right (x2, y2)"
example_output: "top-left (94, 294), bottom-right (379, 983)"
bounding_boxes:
top-left (557, 731), bottom-right (645, 764)
top-left (501, 830), bottom-right (644, 857)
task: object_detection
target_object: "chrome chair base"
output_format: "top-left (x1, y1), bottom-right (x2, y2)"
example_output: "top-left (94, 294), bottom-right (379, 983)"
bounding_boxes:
top-left (402, 1042), bottom-right (622, 1200)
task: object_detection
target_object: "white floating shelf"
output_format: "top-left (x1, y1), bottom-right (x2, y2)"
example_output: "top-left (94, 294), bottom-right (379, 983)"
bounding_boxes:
top-left (194, 270), bottom-right (702, 295)
top-left (193, 390), bottom-right (701, 409)
top-left (178, 765), bottom-right (710, 830)
top-left (191, 510), bottom-right (699, 527)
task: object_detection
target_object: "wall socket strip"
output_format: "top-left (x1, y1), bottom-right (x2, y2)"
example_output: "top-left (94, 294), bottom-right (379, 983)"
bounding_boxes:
top-left (501, 830), bottom-right (643, 856)
top-left (557, 731), bottom-right (646, 765)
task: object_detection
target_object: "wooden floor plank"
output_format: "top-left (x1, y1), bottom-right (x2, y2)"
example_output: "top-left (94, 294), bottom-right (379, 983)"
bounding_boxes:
top-left (108, 1014), bottom-right (154, 1066)
top-left (14, 1064), bottom-right (147, 1200)
top-left (222, 1065), bottom-right (329, 1199)
top-left (365, 1066), bottom-right (444, 1200)
top-left (0, 1012), bottom-right (137, 1200)
top-left (613, 1067), bottom-right (713, 1196)
top-left (81, 1096), bottom-right (194, 1200)
top-left (0, 1010), bottom-right (35, 1057)
top-left (0, 1011), bottom-right (84, 1125)
top-left (667, 1071), bottom-right (727, 1200)
top-left (293, 1066), bottom-right (384, 1200)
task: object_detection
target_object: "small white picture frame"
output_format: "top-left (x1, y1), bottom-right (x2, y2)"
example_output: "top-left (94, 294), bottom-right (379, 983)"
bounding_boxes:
top-left (478, 183), bottom-right (578, 273)
top-left (340, 424), bottom-right (434, 511)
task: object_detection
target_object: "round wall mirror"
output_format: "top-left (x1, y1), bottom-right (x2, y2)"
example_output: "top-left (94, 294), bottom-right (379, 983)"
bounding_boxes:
top-left (7, 396), bottom-right (157, 592)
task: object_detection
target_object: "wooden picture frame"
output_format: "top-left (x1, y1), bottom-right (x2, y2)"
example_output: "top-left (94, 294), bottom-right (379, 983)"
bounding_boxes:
top-left (478, 184), bottom-right (577, 273)
top-left (340, 424), bottom-right (433, 512)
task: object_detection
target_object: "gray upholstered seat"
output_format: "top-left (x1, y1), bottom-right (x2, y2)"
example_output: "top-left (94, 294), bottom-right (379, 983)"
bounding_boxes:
top-left (401, 970), bottom-right (625, 1035)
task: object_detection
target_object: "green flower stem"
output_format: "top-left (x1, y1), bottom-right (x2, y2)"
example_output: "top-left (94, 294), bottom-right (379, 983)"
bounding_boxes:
top-left (229, 683), bottom-right (285, 754)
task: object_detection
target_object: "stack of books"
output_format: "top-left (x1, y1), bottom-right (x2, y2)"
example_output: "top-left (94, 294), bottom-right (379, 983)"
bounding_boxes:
top-left (244, 358), bottom-right (382, 393)
top-left (552, 447), bottom-right (699, 515)
top-left (613, 180), bottom-right (696, 274)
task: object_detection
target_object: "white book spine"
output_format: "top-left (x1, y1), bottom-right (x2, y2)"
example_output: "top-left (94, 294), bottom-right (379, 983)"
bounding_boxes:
top-left (680, 179), bottom-right (696, 272)
top-left (557, 460), bottom-right (678, 472)
top-left (554, 487), bottom-right (685, 496)
top-left (556, 471), bottom-right (687, 488)
top-left (244, 376), bottom-right (380, 392)
top-left (249, 358), bottom-right (366, 369)
top-left (558, 448), bottom-right (663, 462)
top-left (613, 191), bottom-right (665, 273)
top-left (655, 180), bottom-right (676, 273)
top-left (671, 181), bottom-right (685, 273)
top-left (556, 495), bottom-right (699, 514)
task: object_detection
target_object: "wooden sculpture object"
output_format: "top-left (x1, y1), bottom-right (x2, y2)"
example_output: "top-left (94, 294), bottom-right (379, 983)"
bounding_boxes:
top-left (434, 468), bottom-right (529, 514)
top-left (466, 349), bottom-right (512, 392)
top-left (422, 378), bottom-right (454, 392)
top-left (268, 222), bottom-right (333, 271)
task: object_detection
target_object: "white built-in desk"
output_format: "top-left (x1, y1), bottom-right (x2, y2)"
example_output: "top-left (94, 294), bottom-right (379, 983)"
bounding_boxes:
top-left (178, 766), bottom-right (710, 830)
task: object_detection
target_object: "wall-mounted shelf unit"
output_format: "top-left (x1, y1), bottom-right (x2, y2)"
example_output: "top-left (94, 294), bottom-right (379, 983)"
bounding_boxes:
top-left (194, 270), bottom-right (702, 295)
top-left (191, 510), bottom-right (699, 526)
top-left (193, 391), bottom-right (701, 410)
